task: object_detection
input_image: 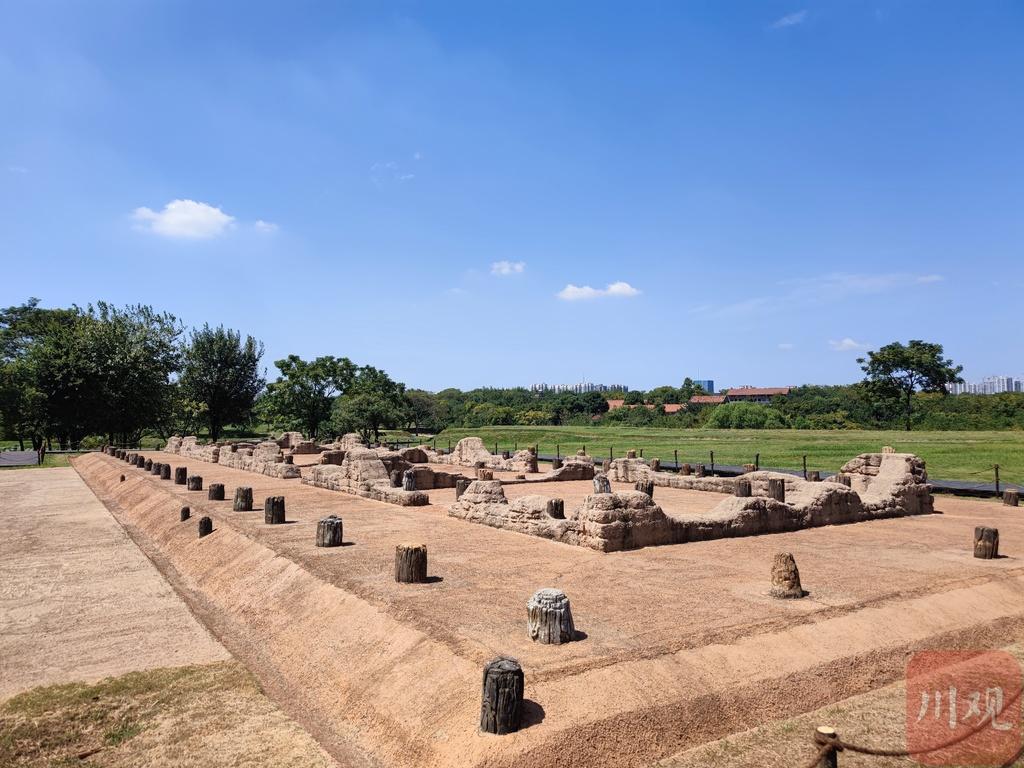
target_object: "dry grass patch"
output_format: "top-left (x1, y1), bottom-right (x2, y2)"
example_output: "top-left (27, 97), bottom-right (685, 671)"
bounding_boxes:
top-left (0, 661), bottom-right (337, 768)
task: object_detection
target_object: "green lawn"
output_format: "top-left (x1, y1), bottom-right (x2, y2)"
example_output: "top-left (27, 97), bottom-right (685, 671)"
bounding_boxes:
top-left (429, 426), bottom-right (1024, 484)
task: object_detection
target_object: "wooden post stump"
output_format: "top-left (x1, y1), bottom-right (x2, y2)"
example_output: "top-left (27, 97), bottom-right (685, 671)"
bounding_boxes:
top-left (180, 506), bottom-right (191, 522)
top-left (402, 469), bottom-right (416, 491)
top-left (198, 516), bottom-right (213, 538)
top-left (743, 463), bottom-right (756, 473)
top-left (395, 544), bottom-right (428, 583)
top-left (136, 455), bottom-right (146, 468)
top-left (390, 470), bottom-right (402, 488)
top-left (546, 498), bottom-right (564, 519)
top-left (626, 449), bottom-right (637, 459)
top-left (735, 479), bottom-right (752, 497)
top-left (767, 478), bottom-right (786, 502)
top-left (1004, 489), bottom-right (1020, 507)
top-left (186, 475), bottom-right (203, 491)
top-left (527, 588), bottom-right (575, 644)
top-left (208, 483), bottom-right (225, 501)
top-left (150, 462), bottom-right (161, 475)
top-left (681, 463), bottom-right (692, 476)
top-left (265, 496), bottom-right (286, 525)
top-left (635, 479), bottom-right (654, 498)
top-left (233, 486), bottom-right (253, 511)
top-left (316, 515), bottom-right (343, 547)
top-left (160, 463), bottom-right (171, 480)
top-left (120, 474), bottom-right (125, 482)
top-left (551, 458), bottom-right (563, 470)
top-left (593, 473), bottom-right (611, 494)
top-left (526, 456), bottom-right (539, 473)
top-left (283, 453), bottom-right (294, 465)
top-left (480, 658), bottom-right (524, 735)
top-left (501, 450), bottom-right (510, 459)
top-left (695, 464), bottom-right (705, 478)
top-left (650, 458), bottom-right (661, 472)
top-left (882, 445), bottom-right (895, 454)
top-left (834, 474), bottom-right (851, 487)
top-left (477, 468), bottom-right (494, 481)
top-left (144, 458), bottom-right (153, 471)
top-left (770, 553), bottom-right (805, 598)
top-left (807, 470), bottom-right (821, 482)
top-left (601, 459), bottom-right (611, 474)
top-left (814, 727), bottom-right (840, 768)
top-left (455, 478), bottom-right (471, 500)
top-left (174, 467), bottom-right (187, 485)
top-left (974, 526), bottom-right (999, 559)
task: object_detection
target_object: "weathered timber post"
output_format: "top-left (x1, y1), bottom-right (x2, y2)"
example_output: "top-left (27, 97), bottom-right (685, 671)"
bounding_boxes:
top-left (635, 479), bottom-right (654, 499)
top-left (316, 515), bottom-right (343, 547)
top-left (198, 516), bottom-right (213, 538)
top-left (150, 461), bottom-right (161, 475)
top-left (160, 463), bottom-right (171, 480)
top-left (551, 458), bottom-right (563, 470)
top-left (180, 506), bottom-right (191, 522)
top-left (650, 458), bottom-right (661, 472)
top-left (137, 455), bottom-right (146, 468)
top-left (186, 475), bottom-right (203, 491)
top-left (402, 469), bottom-right (416, 491)
top-left (974, 526), bottom-right (999, 559)
top-left (770, 553), bottom-right (805, 598)
top-left (601, 458), bottom-right (611, 474)
top-left (208, 483), bottom-right (225, 501)
top-left (695, 464), bottom-right (705, 478)
top-left (389, 470), bottom-right (402, 488)
top-left (480, 657), bottom-right (524, 735)
top-left (807, 470), bottom-right (821, 482)
top-left (526, 454), bottom-right (538, 473)
top-left (681, 463), bottom-right (692, 476)
top-left (233, 486), bottom-right (253, 511)
top-left (743, 463), bottom-right (756, 473)
top-left (477, 468), bottom-right (494, 481)
top-left (546, 498), bottom-right (564, 519)
top-left (735, 479), bottom-right (752, 497)
top-left (1004, 489), bottom-right (1020, 507)
top-left (767, 478), bottom-right (786, 502)
top-left (395, 544), bottom-right (428, 583)
top-left (501, 450), bottom-right (510, 459)
top-left (593, 473), bottom-right (611, 494)
top-left (527, 588), bottom-right (575, 644)
top-left (265, 496), bottom-right (286, 525)
top-left (283, 454), bottom-right (293, 464)
top-left (174, 467), bottom-right (187, 485)
top-left (120, 474), bottom-right (125, 482)
top-left (626, 449), bottom-right (636, 459)
top-left (814, 727), bottom-right (839, 768)
top-left (455, 478), bottom-right (471, 500)
top-left (144, 458), bottom-right (153, 471)
top-left (835, 473), bottom-right (851, 487)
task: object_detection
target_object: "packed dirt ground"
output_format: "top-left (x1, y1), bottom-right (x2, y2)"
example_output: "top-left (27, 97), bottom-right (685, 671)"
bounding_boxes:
top-left (61, 450), bottom-right (1024, 767)
top-left (0, 468), bottom-right (339, 768)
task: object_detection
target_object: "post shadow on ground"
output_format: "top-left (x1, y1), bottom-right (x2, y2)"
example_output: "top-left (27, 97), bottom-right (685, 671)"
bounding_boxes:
top-left (519, 700), bottom-right (545, 729)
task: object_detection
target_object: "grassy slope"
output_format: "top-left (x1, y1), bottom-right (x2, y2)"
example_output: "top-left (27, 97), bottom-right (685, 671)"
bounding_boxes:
top-left (430, 426), bottom-right (1023, 483)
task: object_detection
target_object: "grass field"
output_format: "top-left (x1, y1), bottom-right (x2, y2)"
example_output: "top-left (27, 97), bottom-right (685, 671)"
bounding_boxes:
top-left (430, 426), bottom-right (1024, 484)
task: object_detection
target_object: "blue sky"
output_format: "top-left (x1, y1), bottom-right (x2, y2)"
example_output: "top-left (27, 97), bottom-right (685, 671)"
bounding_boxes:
top-left (2, 1), bottom-right (1022, 392)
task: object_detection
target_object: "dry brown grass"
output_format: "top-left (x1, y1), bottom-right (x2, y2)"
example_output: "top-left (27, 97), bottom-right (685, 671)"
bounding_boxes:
top-left (0, 661), bottom-right (337, 768)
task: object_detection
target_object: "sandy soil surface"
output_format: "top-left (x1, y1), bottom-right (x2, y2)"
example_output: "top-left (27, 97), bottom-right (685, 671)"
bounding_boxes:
top-left (0, 467), bottom-right (229, 699)
top-left (77, 452), bottom-right (1024, 768)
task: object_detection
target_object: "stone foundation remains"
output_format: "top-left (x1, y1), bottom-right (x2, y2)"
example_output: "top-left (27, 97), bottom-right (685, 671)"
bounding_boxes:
top-left (302, 447), bottom-right (429, 506)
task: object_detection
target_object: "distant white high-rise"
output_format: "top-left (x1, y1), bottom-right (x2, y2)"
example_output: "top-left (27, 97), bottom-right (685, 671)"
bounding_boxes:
top-left (947, 376), bottom-right (1019, 395)
top-left (530, 382), bottom-right (629, 394)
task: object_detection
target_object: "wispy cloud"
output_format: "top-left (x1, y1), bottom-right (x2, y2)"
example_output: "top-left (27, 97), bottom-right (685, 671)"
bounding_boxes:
top-left (491, 260), bottom-right (525, 276)
top-left (132, 199), bottom-right (235, 239)
top-left (371, 160), bottom-right (415, 185)
top-left (7, 165), bottom-right (29, 174)
top-left (778, 342), bottom-right (795, 351)
top-left (916, 274), bottom-right (944, 284)
top-left (772, 10), bottom-right (808, 28)
top-left (829, 337), bottom-right (870, 352)
top-left (254, 219), bottom-right (279, 234)
top-left (557, 281), bottom-right (641, 301)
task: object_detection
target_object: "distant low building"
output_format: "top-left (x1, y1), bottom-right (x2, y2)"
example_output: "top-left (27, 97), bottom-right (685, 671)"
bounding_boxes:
top-left (689, 394), bottom-right (726, 406)
top-left (607, 399), bottom-right (685, 414)
top-left (724, 387), bottom-right (792, 404)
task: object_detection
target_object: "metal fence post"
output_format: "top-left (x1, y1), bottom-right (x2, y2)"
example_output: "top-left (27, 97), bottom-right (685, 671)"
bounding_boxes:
top-left (803, 455), bottom-right (808, 480)
top-left (710, 450), bottom-right (715, 476)
top-left (995, 464), bottom-right (1001, 496)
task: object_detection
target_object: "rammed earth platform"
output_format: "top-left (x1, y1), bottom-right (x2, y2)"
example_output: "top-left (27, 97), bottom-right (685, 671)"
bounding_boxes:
top-left (74, 451), bottom-right (1024, 768)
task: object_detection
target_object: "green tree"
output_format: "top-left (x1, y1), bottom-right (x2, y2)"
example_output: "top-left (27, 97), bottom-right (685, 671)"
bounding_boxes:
top-left (259, 355), bottom-right (355, 439)
top-left (406, 389), bottom-right (442, 434)
top-left (704, 402), bottom-right (788, 429)
top-left (623, 390), bottom-right (644, 406)
top-left (179, 325), bottom-right (264, 442)
top-left (331, 365), bottom-right (408, 443)
top-left (857, 340), bottom-right (963, 431)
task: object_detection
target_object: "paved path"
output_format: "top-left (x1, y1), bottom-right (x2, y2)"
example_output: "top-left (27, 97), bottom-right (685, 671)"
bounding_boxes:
top-left (0, 468), bottom-right (229, 699)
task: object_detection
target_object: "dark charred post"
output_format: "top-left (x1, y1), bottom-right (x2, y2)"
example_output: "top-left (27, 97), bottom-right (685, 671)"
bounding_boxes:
top-left (626, 449), bottom-right (637, 459)
top-left (551, 458), bottom-right (563, 470)
top-left (681, 463), bottom-right (692, 476)
top-left (233, 486), bottom-right (253, 511)
top-left (265, 496), bottom-right (286, 525)
top-left (480, 657), bottom-right (524, 735)
top-left (394, 544), bottom-right (428, 583)
top-left (186, 475), bottom-right (203, 491)
top-left (455, 478), bottom-right (471, 500)
top-left (546, 498), bottom-right (565, 519)
top-left (160, 463), bottom-right (171, 480)
top-left (283, 454), bottom-right (294, 465)
top-left (144, 458), bottom-right (153, 471)
top-left (650, 458), bottom-right (661, 472)
top-left (735, 479), bottom-right (752, 497)
top-left (402, 469), bottom-right (416, 492)
top-left (802, 455), bottom-right (808, 480)
top-left (120, 474), bottom-right (126, 483)
top-left (390, 470), bottom-right (402, 488)
top-left (1004, 489), bottom-right (1020, 507)
top-left (767, 478), bottom-right (786, 502)
top-left (180, 506), bottom-right (191, 522)
top-left (208, 483), bottom-right (225, 501)
top-left (593, 473), bottom-right (612, 494)
top-left (755, 453), bottom-right (760, 470)
top-left (174, 467), bottom-right (187, 485)
top-left (695, 464), bottom-right (706, 478)
top-left (477, 468), bottom-right (494, 481)
top-left (770, 553), bottom-right (806, 598)
top-left (316, 515), bottom-right (343, 547)
top-left (974, 527), bottom-right (999, 559)
top-left (501, 450), bottom-right (510, 459)
top-left (150, 462), bottom-right (161, 475)
top-left (527, 588), bottom-right (575, 644)
top-left (814, 727), bottom-right (839, 768)
top-left (835, 474), bottom-right (851, 487)
top-left (635, 479), bottom-right (654, 499)
top-left (136, 455), bottom-right (146, 468)
top-left (198, 516), bottom-right (213, 538)
top-left (807, 470), bottom-right (821, 482)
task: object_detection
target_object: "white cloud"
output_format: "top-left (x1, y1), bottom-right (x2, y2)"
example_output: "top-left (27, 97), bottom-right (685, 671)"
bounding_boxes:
top-left (7, 165), bottom-right (29, 174)
top-left (829, 337), bottom-right (870, 352)
top-left (557, 281), bottom-right (641, 301)
top-left (491, 260), bottom-right (526, 276)
top-left (916, 274), bottom-right (944, 284)
top-left (132, 199), bottom-right (235, 239)
top-left (254, 219), bottom-right (279, 234)
top-left (778, 342), bottom-right (795, 350)
top-left (413, 151), bottom-right (423, 161)
top-left (772, 10), bottom-right (808, 28)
